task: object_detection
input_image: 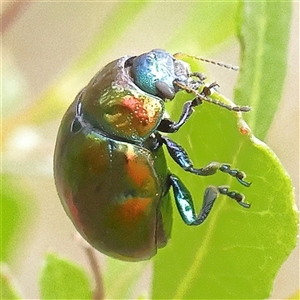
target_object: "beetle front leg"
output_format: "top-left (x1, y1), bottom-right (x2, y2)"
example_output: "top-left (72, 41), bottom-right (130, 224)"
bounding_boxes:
top-left (161, 135), bottom-right (251, 187)
top-left (169, 174), bottom-right (249, 226)
top-left (157, 100), bottom-right (195, 133)
top-left (157, 83), bottom-right (219, 133)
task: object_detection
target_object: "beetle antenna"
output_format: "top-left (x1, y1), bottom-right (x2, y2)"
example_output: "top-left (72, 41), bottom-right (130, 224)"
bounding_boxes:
top-left (174, 52), bottom-right (239, 71)
top-left (174, 81), bottom-right (250, 112)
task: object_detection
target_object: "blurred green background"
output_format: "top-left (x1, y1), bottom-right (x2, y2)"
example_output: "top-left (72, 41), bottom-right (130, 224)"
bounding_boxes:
top-left (2, 1), bottom-right (299, 299)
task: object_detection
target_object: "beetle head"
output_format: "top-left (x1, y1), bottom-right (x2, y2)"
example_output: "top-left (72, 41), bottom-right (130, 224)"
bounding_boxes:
top-left (127, 49), bottom-right (183, 100)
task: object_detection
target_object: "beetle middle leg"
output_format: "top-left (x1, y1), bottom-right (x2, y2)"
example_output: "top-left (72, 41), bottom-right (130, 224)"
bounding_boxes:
top-left (168, 174), bottom-right (249, 226)
top-left (159, 135), bottom-right (251, 187)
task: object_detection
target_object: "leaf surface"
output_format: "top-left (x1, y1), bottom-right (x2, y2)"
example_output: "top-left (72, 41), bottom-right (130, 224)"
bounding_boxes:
top-left (152, 92), bottom-right (298, 299)
top-left (152, 2), bottom-right (297, 298)
top-left (39, 253), bottom-right (92, 300)
top-left (235, 1), bottom-right (292, 140)
top-left (1, 265), bottom-right (22, 300)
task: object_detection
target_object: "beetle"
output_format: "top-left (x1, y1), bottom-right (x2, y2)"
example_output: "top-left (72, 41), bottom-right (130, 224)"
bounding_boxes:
top-left (54, 49), bottom-right (251, 261)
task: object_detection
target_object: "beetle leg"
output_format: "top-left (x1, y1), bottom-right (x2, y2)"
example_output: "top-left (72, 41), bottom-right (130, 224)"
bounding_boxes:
top-left (160, 135), bottom-right (251, 187)
top-left (157, 100), bottom-right (195, 133)
top-left (157, 82), bottom-right (222, 133)
top-left (169, 174), bottom-right (249, 226)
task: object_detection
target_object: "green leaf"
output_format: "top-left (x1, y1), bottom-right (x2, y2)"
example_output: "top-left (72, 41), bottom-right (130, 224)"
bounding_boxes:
top-left (152, 90), bottom-right (298, 299)
top-left (235, 1), bottom-right (292, 140)
top-left (152, 3), bottom-right (296, 298)
top-left (104, 259), bottom-right (150, 299)
top-left (39, 253), bottom-right (92, 300)
top-left (1, 175), bottom-right (34, 262)
top-left (1, 265), bottom-right (22, 300)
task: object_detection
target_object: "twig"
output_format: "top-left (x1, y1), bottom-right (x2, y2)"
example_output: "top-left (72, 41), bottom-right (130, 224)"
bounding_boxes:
top-left (85, 246), bottom-right (105, 300)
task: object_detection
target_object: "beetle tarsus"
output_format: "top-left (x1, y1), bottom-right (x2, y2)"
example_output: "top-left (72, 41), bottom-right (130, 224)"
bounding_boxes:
top-left (169, 176), bottom-right (250, 227)
top-left (219, 164), bottom-right (251, 187)
top-left (160, 137), bottom-right (251, 188)
top-left (218, 186), bottom-right (250, 208)
top-left (201, 82), bottom-right (219, 97)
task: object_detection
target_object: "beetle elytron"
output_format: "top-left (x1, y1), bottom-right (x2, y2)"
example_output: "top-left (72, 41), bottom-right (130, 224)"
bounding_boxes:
top-left (54, 49), bottom-right (251, 261)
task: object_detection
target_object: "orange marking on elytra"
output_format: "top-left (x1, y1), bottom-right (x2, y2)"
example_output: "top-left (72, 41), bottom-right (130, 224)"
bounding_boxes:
top-left (115, 198), bottom-right (152, 228)
top-left (126, 149), bottom-right (151, 187)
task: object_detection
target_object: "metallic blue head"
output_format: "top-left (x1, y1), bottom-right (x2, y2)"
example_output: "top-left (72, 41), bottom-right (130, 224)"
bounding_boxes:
top-left (130, 49), bottom-right (177, 100)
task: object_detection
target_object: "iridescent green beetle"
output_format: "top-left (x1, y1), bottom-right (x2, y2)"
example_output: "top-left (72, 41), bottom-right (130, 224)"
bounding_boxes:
top-left (54, 49), bottom-right (251, 261)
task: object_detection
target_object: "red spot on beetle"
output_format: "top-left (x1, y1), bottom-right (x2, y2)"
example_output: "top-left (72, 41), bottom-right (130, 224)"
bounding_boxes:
top-left (130, 163), bottom-right (150, 186)
top-left (114, 198), bottom-right (152, 229)
top-left (121, 95), bottom-right (149, 125)
top-left (126, 150), bottom-right (152, 187)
